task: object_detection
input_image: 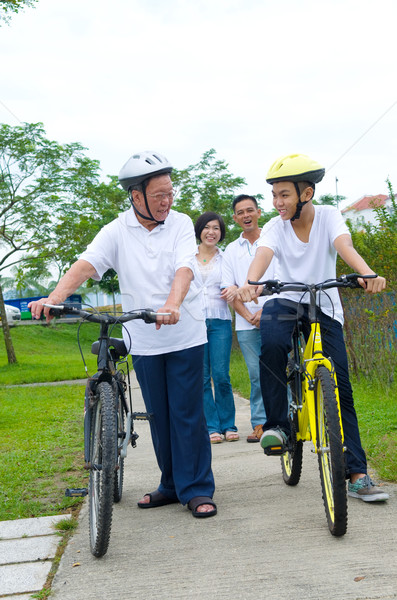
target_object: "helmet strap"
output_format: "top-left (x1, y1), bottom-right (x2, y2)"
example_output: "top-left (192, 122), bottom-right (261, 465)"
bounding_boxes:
top-left (129, 180), bottom-right (165, 225)
top-left (290, 182), bottom-right (313, 222)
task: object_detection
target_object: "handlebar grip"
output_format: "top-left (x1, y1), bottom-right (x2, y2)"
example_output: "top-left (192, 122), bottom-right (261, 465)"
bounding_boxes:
top-left (143, 313), bottom-right (157, 324)
top-left (48, 307), bottom-right (65, 317)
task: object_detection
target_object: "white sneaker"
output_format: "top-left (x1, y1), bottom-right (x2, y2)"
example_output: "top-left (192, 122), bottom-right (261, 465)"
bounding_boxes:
top-left (260, 427), bottom-right (287, 449)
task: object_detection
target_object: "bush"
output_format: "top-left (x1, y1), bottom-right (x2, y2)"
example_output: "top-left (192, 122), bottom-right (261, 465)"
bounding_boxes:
top-left (341, 290), bottom-right (397, 383)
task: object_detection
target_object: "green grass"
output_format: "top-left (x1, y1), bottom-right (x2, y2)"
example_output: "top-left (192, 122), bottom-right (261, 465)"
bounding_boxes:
top-left (0, 321), bottom-right (122, 384)
top-left (0, 324), bottom-right (395, 524)
top-left (230, 348), bottom-right (250, 399)
top-left (0, 384), bottom-right (87, 521)
top-left (352, 379), bottom-right (397, 481)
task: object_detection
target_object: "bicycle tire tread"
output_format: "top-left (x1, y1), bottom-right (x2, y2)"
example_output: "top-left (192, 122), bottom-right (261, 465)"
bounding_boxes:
top-left (89, 381), bottom-right (117, 557)
top-left (315, 366), bottom-right (348, 537)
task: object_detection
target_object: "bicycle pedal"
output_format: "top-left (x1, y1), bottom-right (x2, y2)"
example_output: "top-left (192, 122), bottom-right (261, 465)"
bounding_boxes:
top-left (65, 488), bottom-right (88, 497)
top-left (132, 411), bottom-right (153, 421)
top-left (263, 444), bottom-right (287, 456)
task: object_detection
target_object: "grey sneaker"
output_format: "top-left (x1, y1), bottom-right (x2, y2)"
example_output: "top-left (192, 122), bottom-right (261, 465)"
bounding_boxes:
top-left (260, 427), bottom-right (287, 450)
top-left (348, 474), bottom-right (389, 502)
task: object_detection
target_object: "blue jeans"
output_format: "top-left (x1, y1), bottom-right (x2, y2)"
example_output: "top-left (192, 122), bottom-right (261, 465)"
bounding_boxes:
top-left (131, 345), bottom-right (215, 505)
top-left (203, 319), bottom-right (237, 435)
top-left (236, 328), bottom-right (267, 429)
top-left (259, 299), bottom-right (367, 476)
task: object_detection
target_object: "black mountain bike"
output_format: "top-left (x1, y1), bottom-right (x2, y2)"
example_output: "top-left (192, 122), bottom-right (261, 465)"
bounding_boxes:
top-left (46, 304), bottom-right (164, 557)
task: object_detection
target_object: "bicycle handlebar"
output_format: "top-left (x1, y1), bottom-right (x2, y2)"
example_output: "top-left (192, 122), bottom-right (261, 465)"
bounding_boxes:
top-left (247, 273), bottom-right (378, 296)
top-left (43, 304), bottom-right (169, 325)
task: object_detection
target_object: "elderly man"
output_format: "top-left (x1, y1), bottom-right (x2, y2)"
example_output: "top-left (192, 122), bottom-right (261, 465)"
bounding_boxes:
top-left (29, 151), bottom-right (217, 518)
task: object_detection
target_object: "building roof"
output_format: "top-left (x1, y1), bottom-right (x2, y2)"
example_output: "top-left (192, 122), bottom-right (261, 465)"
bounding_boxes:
top-left (342, 195), bottom-right (388, 213)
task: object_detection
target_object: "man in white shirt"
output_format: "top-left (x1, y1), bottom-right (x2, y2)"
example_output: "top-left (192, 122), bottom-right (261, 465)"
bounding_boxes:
top-left (221, 194), bottom-right (274, 442)
top-left (238, 153), bottom-right (388, 502)
top-left (29, 151), bottom-right (217, 518)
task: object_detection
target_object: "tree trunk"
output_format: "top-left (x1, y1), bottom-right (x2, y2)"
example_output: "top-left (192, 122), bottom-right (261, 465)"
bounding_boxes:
top-left (0, 280), bottom-right (17, 364)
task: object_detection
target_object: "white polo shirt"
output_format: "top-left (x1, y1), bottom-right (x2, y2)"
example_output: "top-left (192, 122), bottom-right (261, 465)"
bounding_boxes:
top-left (79, 208), bottom-right (207, 355)
top-left (221, 233), bottom-right (275, 331)
top-left (257, 205), bottom-right (349, 325)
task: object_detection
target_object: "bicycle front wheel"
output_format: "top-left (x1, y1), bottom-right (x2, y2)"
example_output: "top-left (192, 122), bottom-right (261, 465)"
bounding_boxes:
top-left (113, 385), bottom-right (125, 503)
top-left (315, 365), bottom-right (347, 537)
top-left (88, 381), bottom-right (117, 557)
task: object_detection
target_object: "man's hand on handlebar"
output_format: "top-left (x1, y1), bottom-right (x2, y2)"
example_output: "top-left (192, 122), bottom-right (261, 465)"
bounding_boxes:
top-left (236, 283), bottom-right (262, 304)
top-left (359, 274), bottom-right (386, 294)
top-left (28, 297), bottom-right (59, 322)
top-left (155, 303), bottom-right (180, 330)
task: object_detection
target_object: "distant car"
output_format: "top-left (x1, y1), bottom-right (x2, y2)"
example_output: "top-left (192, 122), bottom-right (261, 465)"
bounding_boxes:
top-left (1, 304), bottom-right (21, 325)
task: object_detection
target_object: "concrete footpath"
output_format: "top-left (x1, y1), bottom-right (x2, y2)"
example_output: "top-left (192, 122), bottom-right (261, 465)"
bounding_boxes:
top-left (2, 381), bottom-right (397, 600)
top-left (0, 514), bottom-right (70, 599)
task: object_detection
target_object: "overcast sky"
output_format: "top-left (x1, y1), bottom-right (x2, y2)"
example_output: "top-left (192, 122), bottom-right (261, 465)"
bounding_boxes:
top-left (1, 0), bottom-right (396, 211)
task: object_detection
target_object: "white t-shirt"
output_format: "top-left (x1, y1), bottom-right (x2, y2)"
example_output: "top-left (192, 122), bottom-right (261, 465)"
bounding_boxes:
top-left (257, 205), bottom-right (349, 324)
top-left (79, 208), bottom-right (207, 355)
top-left (193, 249), bottom-right (232, 321)
top-left (221, 233), bottom-right (275, 331)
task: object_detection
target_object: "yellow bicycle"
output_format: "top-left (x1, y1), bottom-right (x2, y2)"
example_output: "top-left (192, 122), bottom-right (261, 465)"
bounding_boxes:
top-left (251, 273), bottom-right (377, 537)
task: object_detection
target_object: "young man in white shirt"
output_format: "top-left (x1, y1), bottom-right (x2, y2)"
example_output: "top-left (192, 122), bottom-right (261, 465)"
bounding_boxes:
top-left (237, 153), bottom-right (389, 502)
top-left (29, 151), bottom-right (217, 518)
top-left (221, 195), bottom-right (274, 442)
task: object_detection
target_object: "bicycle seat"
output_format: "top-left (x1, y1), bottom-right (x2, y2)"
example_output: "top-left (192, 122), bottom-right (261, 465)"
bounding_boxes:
top-left (91, 338), bottom-right (128, 358)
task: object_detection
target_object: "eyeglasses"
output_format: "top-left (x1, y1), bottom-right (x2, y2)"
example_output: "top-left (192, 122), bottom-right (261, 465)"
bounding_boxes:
top-left (146, 189), bottom-right (176, 202)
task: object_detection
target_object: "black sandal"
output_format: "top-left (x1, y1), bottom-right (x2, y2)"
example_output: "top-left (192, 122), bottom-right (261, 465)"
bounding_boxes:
top-left (137, 490), bottom-right (179, 509)
top-left (187, 496), bottom-right (217, 518)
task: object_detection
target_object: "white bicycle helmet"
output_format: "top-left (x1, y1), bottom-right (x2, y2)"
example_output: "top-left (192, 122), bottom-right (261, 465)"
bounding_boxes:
top-left (118, 151), bottom-right (173, 191)
top-left (118, 151), bottom-right (173, 224)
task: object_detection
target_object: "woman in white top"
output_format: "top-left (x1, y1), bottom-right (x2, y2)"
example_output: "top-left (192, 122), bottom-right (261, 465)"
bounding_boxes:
top-left (194, 212), bottom-right (238, 443)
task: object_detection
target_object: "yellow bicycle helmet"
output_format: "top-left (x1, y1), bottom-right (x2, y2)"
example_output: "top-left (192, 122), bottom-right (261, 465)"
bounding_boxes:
top-left (266, 153), bottom-right (325, 221)
top-left (266, 153), bottom-right (325, 184)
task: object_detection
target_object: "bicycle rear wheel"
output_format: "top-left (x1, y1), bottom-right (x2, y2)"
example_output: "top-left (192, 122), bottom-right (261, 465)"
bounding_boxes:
top-left (281, 357), bottom-right (303, 485)
top-left (315, 365), bottom-right (347, 536)
top-left (88, 381), bottom-right (117, 557)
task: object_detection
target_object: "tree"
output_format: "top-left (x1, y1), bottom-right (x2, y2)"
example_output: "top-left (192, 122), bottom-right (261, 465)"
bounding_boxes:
top-left (0, 122), bottom-right (107, 363)
top-left (171, 148), bottom-right (273, 246)
top-left (0, 0), bottom-right (37, 24)
top-left (315, 193), bottom-right (346, 207)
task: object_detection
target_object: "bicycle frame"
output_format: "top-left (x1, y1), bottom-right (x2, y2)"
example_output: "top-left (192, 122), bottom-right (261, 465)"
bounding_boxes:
top-left (296, 320), bottom-right (344, 449)
top-left (84, 319), bottom-right (138, 467)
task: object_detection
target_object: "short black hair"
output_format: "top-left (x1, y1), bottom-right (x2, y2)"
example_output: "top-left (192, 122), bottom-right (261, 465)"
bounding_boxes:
top-left (233, 194), bottom-right (258, 212)
top-left (194, 212), bottom-right (226, 242)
